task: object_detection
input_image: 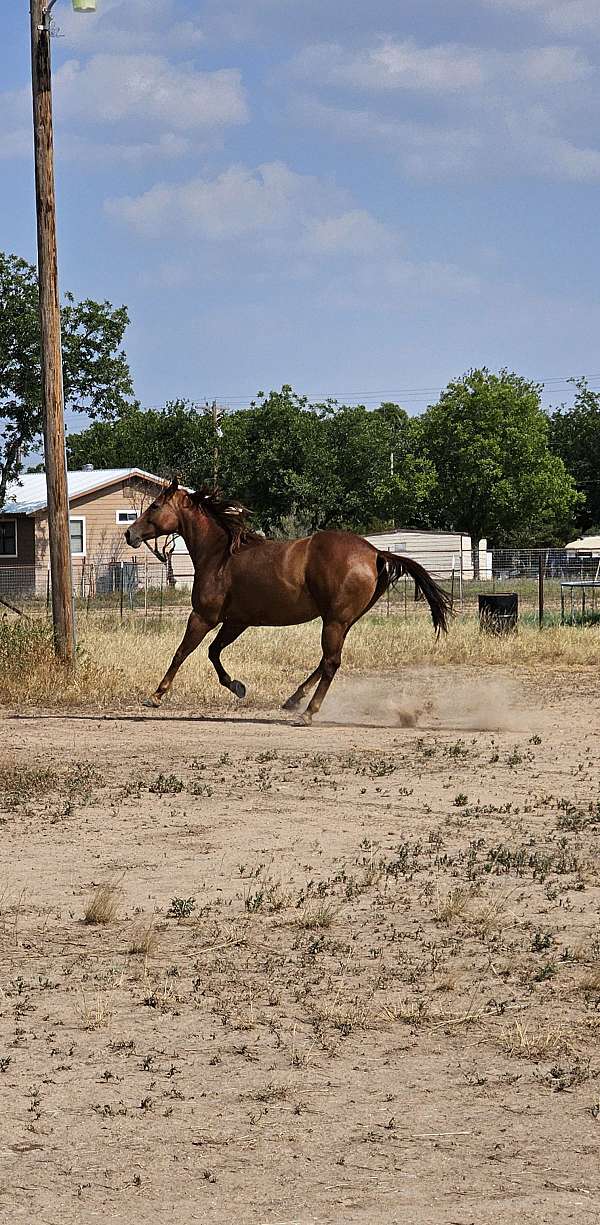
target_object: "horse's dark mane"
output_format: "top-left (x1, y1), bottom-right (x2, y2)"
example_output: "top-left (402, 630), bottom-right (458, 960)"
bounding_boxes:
top-left (189, 487), bottom-right (265, 553)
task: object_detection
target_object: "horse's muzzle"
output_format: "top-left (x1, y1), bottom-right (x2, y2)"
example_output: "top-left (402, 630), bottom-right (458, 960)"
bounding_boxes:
top-left (125, 527), bottom-right (142, 548)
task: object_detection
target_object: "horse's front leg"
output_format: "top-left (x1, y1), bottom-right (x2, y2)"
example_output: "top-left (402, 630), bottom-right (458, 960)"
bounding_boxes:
top-left (145, 611), bottom-right (213, 707)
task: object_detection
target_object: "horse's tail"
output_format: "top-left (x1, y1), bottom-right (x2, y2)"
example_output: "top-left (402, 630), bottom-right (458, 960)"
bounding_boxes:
top-left (377, 551), bottom-right (452, 637)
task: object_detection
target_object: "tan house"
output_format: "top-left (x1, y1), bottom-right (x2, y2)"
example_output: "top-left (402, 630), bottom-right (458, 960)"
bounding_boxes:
top-left (0, 468), bottom-right (180, 594)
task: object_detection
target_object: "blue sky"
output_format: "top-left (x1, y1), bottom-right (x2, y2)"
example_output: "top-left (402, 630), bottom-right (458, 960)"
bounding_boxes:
top-left (2, 0), bottom-right (600, 419)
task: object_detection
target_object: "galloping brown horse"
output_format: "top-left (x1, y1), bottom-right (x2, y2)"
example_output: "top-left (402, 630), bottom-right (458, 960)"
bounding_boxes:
top-left (125, 480), bottom-right (451, 723)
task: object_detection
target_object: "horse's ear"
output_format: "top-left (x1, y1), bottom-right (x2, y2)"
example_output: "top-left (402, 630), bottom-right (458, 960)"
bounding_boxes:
top-left (164, 477), bottom-right (179, 496)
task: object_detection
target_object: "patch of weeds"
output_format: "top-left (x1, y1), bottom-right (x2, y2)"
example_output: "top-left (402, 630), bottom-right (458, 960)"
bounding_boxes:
top-left (556, 799), bottom-right (600, 833)
top-left (446, 739), bottom-right (469, 759)
top-left (434, 886), bottom-right (472, 924)
top-left (189, 781), bottom-right (214, 797)
top-left (532, 931), bottom-right (554, 953)
top-left (453, 793), bottom-right (468, 808)
top-left (533, 960), bottom-right (558, 982)
top-left (149, 773), bottom-right (184, 795)
top-left (296, 902), bottom-right (338, 930)
top-left (247, 1082), bottom-right (289, 1103)
top-left (0, 765), bottom-right (58, 809)
top-left (167, 897), bottom-right (196, 920)
top-left (542, 1062), bottom-right (589, 1092)
top-left (243, 876), bottom-right (290, 913)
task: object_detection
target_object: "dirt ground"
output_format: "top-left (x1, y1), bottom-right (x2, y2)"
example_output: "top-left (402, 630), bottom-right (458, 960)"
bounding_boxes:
top-left (1, 665), bottom-right (600, 1224)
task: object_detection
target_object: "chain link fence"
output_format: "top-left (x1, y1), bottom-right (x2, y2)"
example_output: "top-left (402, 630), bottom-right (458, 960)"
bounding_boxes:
top-left (2, 547), bottom-right (600, 625)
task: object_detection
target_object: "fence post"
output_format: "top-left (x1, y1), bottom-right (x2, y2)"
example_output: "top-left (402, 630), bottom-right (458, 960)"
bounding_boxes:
top-left (159, 566), bottom-right (164, 624)
top-left (46, 568), bottom-right (50, 617)
top-left (386, 585), bottom-right (390, 618)
top-left (450, 567), bottom-right (455, 610)
top-left (144, 557), bottom-right (148, 626)
top-left (119, 560), bottom-right (124, 622)
top-left (538, 552), bottom-right (544, 629)
top-left (459, 537), bottom-right (464, 613)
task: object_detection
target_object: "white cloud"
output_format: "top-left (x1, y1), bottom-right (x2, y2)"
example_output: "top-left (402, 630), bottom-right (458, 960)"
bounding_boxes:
top-left (286, 32), bottom-right (600, 184)
top-left (290, 38), bottom-right (591, 94)
top-left (106, 161), bottom-right (351, 240)
top-left (294, 98), bottom-right (483, 180)
top-left (481, 0), bottom-right (600, 36)
top-left (0, 51), bottom-right (248, 165)
top-left (57, 0), bottom-right (205, 54)
top-left (302, 210), bottom-right (397, 257)
top-left (296, 94), bottom-right (600, 183)
top-left (105, 159), bottom-right (476, 303)
top-left (54, 54), bottom-right (247, 132)
top-left (292, 39), bottom-right (485, 93)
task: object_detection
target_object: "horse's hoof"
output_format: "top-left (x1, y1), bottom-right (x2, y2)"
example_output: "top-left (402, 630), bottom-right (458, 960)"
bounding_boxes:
top-left (294, 711), bottom-right (312, 726)
top-left (143, 695), bottom-right (162, 709)
top-left (230, 679), bottom-right (246, 699)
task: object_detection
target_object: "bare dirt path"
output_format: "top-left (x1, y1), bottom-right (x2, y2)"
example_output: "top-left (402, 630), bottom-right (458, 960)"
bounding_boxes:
top-left (1, 666), bottom-right (599, 1224)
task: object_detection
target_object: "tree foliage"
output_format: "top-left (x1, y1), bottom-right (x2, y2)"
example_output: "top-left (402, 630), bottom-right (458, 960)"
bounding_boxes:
top-left (549, 379), bottom-right (600, 534)
top-left (67, 399), bottom-right (216, 488)
top-left (420, 368), bottom-right (581, 548)
top-left (0, 251), bottom-right (135, 506)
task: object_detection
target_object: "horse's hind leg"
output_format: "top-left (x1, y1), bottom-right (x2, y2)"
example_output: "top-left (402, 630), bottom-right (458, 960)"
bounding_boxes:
top-left (300, 621), bottom-right (346, 725)
top-left (146, 611), bottom-right (212, 707)
top-left (208, 620), bottom-right (248, 698)
top-left (282, 661), bottom-right (323, 711)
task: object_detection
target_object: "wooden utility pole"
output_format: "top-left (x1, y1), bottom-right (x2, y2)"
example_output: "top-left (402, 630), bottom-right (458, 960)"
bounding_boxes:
top-left (29, 0), bottom-right (75, 664)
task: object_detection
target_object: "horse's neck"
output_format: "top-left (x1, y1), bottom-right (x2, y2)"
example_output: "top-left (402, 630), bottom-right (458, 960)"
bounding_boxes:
top-left (177, 507), bottom-right (228, 564)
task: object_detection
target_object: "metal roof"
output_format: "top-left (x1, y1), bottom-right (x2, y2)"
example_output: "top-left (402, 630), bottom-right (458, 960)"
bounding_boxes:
top-left (566, 535), bottom-right (600, 551)
top-left (1, 469), bottom-right (164, 515)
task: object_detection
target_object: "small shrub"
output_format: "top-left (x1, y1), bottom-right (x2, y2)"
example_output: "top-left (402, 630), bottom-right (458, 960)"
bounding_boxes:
top-left (149, 773), bottom-right (184, 795)
top-left (167, 896), bottom-right (196, 920)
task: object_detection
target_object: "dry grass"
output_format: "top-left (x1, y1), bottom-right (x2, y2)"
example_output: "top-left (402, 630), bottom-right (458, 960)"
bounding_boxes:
top-left (83, 882), bottom-right (121, 926)
top-left (79, 989), bottom-right (115, 1030)
top-left (497, 1019), bottom-right (577, 1060)
top-left (128, 917), bottom-right (158, 955)
top-left (3, 613), bottom-right (600, 710)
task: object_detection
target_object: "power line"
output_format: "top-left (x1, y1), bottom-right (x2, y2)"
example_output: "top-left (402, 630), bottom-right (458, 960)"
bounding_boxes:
top-left (164, 374), bottom-right (600, 409)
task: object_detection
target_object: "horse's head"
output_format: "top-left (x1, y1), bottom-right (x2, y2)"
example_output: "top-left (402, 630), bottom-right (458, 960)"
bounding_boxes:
top-left (125, 478), bottom-right (182, 548)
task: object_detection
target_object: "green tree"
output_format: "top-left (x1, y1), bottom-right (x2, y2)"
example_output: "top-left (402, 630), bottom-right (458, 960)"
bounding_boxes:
top-left (549, 378), bottom-right (600, 534)
top-left (0, 251), bottom-right (135, 505)
top-left (421, 368), bottom-right (581, 562)
top-left (67, 399), bottom-right (215, 487)
top-left (319, 401), bottom-right (436, 532)
top-left (220, 387), bottom-right (326, 533)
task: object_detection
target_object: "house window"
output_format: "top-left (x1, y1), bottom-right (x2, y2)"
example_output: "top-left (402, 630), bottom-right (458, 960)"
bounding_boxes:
top-left (69, 517), bottom-right (85, 557)
top-left (116, 510), bottom-right (138, 525)
top-left (0, 519), bottom-right (17, 557)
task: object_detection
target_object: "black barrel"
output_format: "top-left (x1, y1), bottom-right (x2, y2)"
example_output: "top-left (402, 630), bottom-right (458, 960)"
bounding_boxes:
top-left (478, 593), bottom-right (518, 634)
